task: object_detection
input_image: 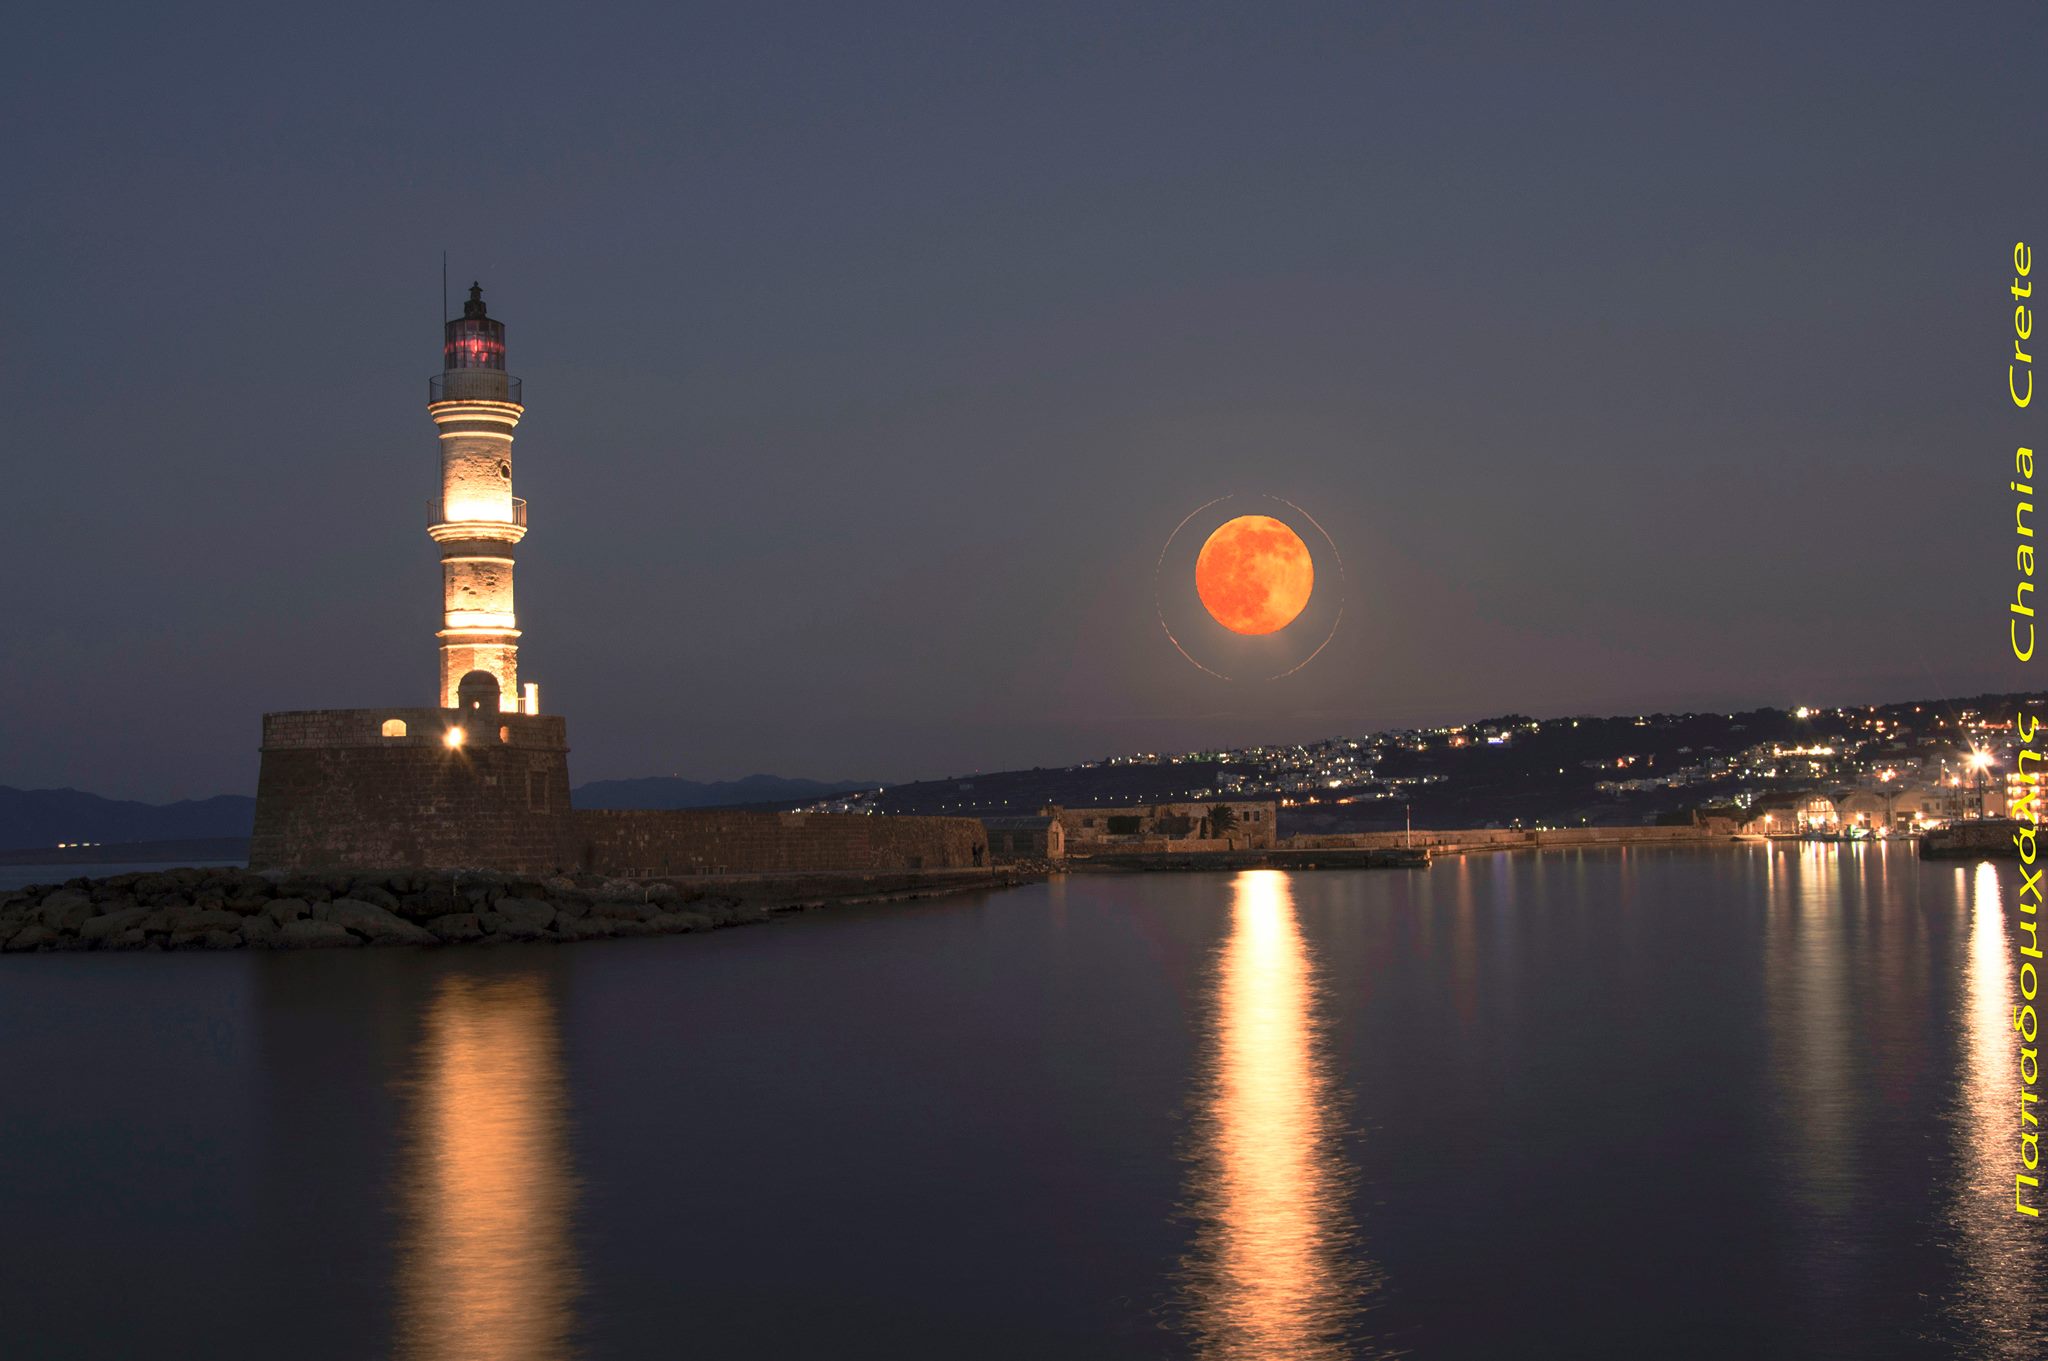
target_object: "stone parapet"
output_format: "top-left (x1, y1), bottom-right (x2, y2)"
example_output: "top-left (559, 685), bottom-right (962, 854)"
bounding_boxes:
top-left (575, 809), bottom-right (989, 877)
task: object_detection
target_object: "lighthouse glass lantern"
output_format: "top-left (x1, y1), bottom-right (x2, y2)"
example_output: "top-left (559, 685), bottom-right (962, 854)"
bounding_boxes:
top-left (443, 283), bottom-right (506, 370)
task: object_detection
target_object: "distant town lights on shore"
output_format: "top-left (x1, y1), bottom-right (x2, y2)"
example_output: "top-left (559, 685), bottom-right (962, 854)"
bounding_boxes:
top-left (445, 727), bottom-right (466, 749)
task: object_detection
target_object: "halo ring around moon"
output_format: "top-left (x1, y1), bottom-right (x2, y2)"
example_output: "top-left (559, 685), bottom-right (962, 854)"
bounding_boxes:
top-left (1154, 494), bottom-right (1345, 681)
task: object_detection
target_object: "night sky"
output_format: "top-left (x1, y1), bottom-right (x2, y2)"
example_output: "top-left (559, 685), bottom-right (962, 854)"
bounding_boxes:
top-left (3, 3), bottom-right (2040, 801)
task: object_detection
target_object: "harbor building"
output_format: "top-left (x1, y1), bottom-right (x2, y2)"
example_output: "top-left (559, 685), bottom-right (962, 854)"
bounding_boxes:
top-left (980, 815), bottom-right (1065, 862)
top-left (1049, 801), bottom-right (1278, 853)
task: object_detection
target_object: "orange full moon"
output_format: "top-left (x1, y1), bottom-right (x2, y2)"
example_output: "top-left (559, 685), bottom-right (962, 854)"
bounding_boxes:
top-left (1195, 515), bottom-right (1314, 635)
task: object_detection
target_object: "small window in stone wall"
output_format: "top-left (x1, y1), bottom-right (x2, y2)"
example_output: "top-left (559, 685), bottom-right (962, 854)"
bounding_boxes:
top-left (381, 718), bottom-right (407, 737)
top-left (499, 726), bottom-right (511, 743)
top-left (528, 770), bottom-right (548, 812)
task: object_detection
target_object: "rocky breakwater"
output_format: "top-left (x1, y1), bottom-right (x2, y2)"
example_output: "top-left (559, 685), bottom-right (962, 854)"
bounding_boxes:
top-left (0, 865), bottom-right (1034, 953)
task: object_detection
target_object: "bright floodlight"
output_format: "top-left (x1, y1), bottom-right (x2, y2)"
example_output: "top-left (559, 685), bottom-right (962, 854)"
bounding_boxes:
top-left (444, 726), bottom-right (466, 749)
top-left (1968, 750), bottom-right (1992, 770)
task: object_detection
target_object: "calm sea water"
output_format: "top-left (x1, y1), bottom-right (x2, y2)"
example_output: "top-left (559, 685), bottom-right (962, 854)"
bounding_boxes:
top-left (2, 845), bottom-right (2042, 1359)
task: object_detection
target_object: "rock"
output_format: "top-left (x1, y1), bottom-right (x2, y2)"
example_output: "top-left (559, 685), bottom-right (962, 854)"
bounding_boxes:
top-left (200, 929), bottom-right (242, 950)
top-left (318, 898), bottom-right (435, 945)
top-left (394, 893), bottom-right (449, 922)
top-left (240, 915), bottom-right (281, 948)
top-left (4, 924), bottom-right (59, 952)
top-left (278, 920), bottom-right (358, 949)
top-left (37, 889), bottom-right (96, 932)
top-left (224, 873), bottom-right (273, 910)
top-left (79, 907), bottom-right (152, 942)
top-left (495, 897), bottom-right (556, 931)
top-left (478, 908), bottom-right (548, 941)
top-left (592, 900), bottom-right (660, 923)
top-left (425, 913), bottom-right (483, 943)
top-left (264, 898), bottom-right (311, 924)
top-left (107, 929), bottom-right (151, 951)
top-left (555, 915), bottom-right (616, 942)
top-left (653, 910), bottom-right (714, 933)
top-left (345, 883), bottom-right (402, 912)
top-left (158, 906), bottom-right (245, 935)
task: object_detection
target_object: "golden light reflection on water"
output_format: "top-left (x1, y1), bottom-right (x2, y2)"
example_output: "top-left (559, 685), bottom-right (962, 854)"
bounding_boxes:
top-left (1764, 844), bottom-right (1856, 1214)
top-left (1947, 862), bottom-right (2044, 1357)
top-left (1180, 870), bottom-right (1376, 1359)
top-left (398, 974), bottom-right (579, 1361)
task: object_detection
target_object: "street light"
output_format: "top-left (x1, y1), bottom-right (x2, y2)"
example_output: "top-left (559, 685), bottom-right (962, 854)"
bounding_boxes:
top-left (1968, 749), bottom-right (1993, 820)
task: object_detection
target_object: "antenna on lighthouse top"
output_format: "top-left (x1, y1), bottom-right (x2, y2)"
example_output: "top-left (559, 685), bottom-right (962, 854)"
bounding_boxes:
top-left (441, 251), bottom-right (448, 324)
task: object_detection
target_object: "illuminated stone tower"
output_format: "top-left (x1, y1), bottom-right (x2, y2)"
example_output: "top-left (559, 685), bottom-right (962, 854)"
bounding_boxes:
top-left (427, 282), bottom-right (536, 713)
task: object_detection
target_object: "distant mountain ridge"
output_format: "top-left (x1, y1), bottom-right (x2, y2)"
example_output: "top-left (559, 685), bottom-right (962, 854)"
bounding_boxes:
top-left (0, 775), bottom-right (880, 852)
top-left (0, 786), bottom-right (258, 852)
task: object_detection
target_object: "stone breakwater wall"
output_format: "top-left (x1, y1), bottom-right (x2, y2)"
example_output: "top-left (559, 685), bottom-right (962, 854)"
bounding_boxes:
top-left (574, 809), bottom-right (988, 876)
top-left (1279, 826), bottom-right (1735, 854)
top-left (249, 710), bottom-right (987, 879)
top-left (0, 865), bottom-right (1031, 954)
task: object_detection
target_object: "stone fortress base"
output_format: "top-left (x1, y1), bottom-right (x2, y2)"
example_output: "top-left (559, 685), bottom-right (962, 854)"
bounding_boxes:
top-left (249, 708), bottom-right (988, 877)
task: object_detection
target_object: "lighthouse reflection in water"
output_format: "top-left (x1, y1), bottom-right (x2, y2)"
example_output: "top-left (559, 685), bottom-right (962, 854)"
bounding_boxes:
top-left (397, 974), bottom-right (579, 1361)
top-left (1179, 870), bottom-right (1378, 1358)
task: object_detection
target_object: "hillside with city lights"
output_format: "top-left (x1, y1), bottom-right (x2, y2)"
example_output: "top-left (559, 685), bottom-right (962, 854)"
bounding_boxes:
top-left (6, 692), bottom-right (2039, 860)
top-left (797, 692), bottom-right (2047, 836)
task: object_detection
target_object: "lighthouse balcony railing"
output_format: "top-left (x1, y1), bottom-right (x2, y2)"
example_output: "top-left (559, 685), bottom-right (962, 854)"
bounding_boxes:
top-left (430, 497), bottom-right (526, 528)
top-left (429, 373), bottom-right (522, 405)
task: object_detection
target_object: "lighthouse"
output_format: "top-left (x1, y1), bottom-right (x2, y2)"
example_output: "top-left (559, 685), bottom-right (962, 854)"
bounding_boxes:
top-left (248, 280), bottom-right (989, 877)
top-left (427, 282), bottom-right (536, 714)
